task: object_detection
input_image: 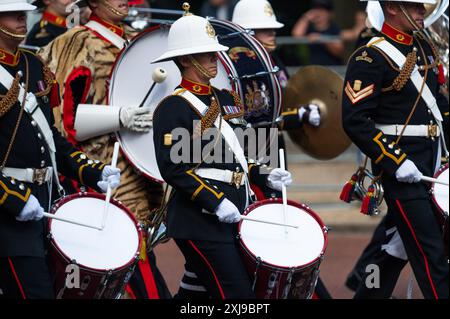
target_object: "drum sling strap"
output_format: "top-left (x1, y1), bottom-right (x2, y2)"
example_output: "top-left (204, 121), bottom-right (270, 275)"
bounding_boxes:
top-left (85, 20), bottom-right (127, 50)
top-left (0, 63), bottom-right (64, 198)
top-left (369, 37), bottom-right (449, 166)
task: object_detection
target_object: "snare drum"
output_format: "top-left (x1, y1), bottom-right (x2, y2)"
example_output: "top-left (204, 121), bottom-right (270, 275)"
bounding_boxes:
top-left (431, 163), bottom-right (448, 255)
top-left (109, 25), bottom-right (234, 183)
top-left (238, 199), bottom-right (328, 299)
top-left (48, 193), bottom-right (142, 299)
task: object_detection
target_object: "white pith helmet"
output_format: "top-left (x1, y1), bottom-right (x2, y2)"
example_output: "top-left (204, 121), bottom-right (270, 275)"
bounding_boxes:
top-left (232, 0), bottom-right (284, 30)
top-left (152, 3), bottom-right (229, 63)
top-left (363, 0), bottom-right (444, 31)
top-left (0, 0), bottom-right (36, 12)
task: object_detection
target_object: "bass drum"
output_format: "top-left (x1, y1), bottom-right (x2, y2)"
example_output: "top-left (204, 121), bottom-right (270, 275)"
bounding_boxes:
top-left (210, 18), bottom-right (283, 161)
top-left (108, 24), bottom-right (234, 183)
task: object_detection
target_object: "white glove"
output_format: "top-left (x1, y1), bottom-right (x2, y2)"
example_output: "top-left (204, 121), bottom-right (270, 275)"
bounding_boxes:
top-left (16, 194), bottom-right (44, 222)
top-left (298, 104), bottom-right (321, 127)
top-left (267, 168), bottom-right (292, 191)
top-left (119, 107), bottom-right (152, 132)
top-left (214, 199), bottom-right (242, 223)
top-left (395, 159), bottom-right (423, 183)
top-left (308, 104), bottom-right (321, 127)
top-left (97, 165), bottom-right (121, 193)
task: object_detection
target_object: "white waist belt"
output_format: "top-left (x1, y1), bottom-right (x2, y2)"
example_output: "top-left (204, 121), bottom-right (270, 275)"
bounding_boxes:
top-left (375, 124), bottom-right (440, 138)
top-left (1, 167), bottom-right (53, 185)
top-left (195, 168), bottom-right (246, 186)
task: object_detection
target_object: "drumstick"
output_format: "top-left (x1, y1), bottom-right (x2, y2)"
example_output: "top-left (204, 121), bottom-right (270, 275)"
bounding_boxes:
top-left (138, 68), bottom-right (167, 108)
top-left (240, 215), bottom-right (298, 229)
top-left (421, 175), bottom-right (449, 186)
top-left (279, 149), bottom-right (288, 235)
top-left (201, 210), bottom-right (298, 228)
top-left (43, 213), bottom-right (102, 231)
top-left (101, 142), bottom-right (120, 229)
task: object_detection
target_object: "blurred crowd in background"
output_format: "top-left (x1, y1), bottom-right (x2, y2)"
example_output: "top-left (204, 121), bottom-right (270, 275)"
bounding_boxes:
top-left (26, 0), bottom-right (372, 67)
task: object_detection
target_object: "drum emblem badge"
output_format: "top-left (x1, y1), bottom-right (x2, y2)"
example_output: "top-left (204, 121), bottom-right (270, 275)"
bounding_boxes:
top-left (206, 21), bottom-right (216, 38)
top-left (228, 47), bottom-right (257, 63)
top-left (245, 81), bottom-right (271, 116)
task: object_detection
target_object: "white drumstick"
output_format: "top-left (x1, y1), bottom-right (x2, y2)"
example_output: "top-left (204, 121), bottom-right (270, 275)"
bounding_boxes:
top-left (201, 210), bottom-right (298, 228)
top-left (421, 175), bottom-right (449, 186)
top-left (43, 212), bottom-right (102, 230)
top-left (240, 215), bottom-right (298, 229)
top-left (279, 149), bottom-right (288, 234)
top-left (101, 142), bottom-right (120, 229)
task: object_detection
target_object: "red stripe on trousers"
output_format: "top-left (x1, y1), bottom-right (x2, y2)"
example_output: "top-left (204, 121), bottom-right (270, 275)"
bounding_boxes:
top-left (395, 200), bottom-right (439, 299)
top-left (188, 240), bottom-right (226, 299)
top-left (7, 258), bottom-right (26, 299)
top-left (138, 257), bottom-right (160, 299)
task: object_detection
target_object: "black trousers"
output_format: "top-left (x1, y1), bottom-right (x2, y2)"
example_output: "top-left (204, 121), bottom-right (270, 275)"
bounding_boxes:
top-left (0, 257), bottom-right (54, 299)
top-left (175, 239), bottom-right (255, 299)
top-left (354, 197), bottom-right (448, 299)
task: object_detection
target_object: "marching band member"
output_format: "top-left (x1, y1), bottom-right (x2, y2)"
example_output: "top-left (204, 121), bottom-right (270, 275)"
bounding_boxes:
top-left (232, 0), bottom-right (322, 170)
top-left (25, 0), bottom-right (74, 48)
top-left (231, 0), bottom-right (331, 299)
top-left (38, 0), bottom-right (170, 299)
top-left (342, 0), bottom-right (449, 299)
top-left (152, 5), bottom-right (292, 299)
top-left (0, 0), bottom-right (120, 298)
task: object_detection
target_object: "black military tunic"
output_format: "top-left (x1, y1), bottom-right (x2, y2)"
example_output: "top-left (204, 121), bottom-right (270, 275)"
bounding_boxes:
top-left (26, 11), bottom-right (67, 48)
top-left (0, 48), bottom-right (105, 298)
top-left (342, 23), bottom-right (449, 299)
top-left (153, 79), bottom-right (271, 243)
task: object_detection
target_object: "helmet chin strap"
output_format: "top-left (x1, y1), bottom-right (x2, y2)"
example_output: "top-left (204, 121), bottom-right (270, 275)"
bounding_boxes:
top-left (259, 40), bottom-right (277, 52)
top-left (0, 25), bottom-right (26, 41)
top-left (187, 55), bottom-right (215, 80)
top-left (399, 3), bottom-right (439, 62)
top-left (399, 4), bottom-right (425, 34)
top-left (101, 0), bottom-right (128, 18)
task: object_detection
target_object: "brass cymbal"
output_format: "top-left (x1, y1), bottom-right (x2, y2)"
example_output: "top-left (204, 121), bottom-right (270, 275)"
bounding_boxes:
top-left (283, 65), bottom-right (351, 160)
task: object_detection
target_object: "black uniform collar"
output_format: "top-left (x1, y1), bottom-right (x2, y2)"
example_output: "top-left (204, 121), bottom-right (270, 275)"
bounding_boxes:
top-left (381, 23), bottom-right (413, 46)
top-left (180, 78), bottom-right (213, 95)
top-left (0, 48), bottom-right (20, 67)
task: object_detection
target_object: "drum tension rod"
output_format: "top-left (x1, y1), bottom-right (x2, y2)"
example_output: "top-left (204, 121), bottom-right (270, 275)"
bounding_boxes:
top-left (218, 30), bottom-right (255, 40)
top-left (229, 67), bottom-right (280, 81)
top-left (252, 257), bottom-right (262, 291)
